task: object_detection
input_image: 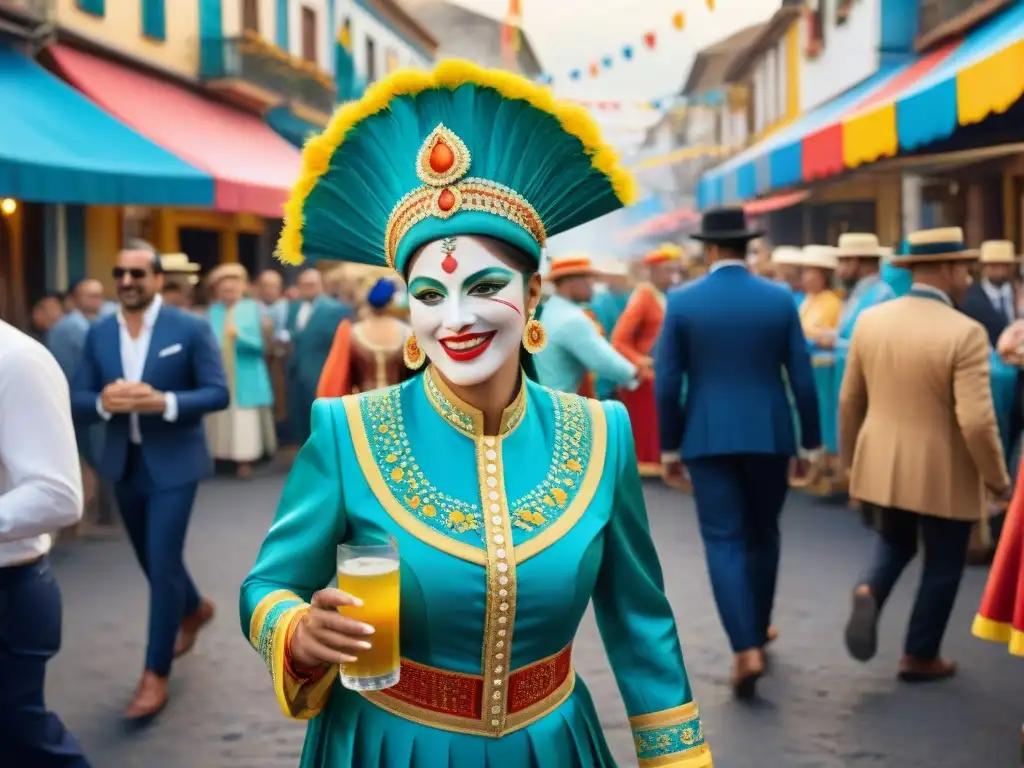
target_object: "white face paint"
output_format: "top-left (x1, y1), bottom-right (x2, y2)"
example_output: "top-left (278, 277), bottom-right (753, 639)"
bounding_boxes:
top-left (407, 237), bottom-right (529, 386)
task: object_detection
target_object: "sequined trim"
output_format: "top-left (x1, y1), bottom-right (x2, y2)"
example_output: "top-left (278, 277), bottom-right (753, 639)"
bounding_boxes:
top-left (248, 589), bottom-right (304, 660)
top-left (632, 703), bottom-right (713, 767)
top-left (423, 365), bottom-right (526, 439)
top-left (384, 178), bottom-right (547, 270)
top-left (357, 380), bottom-right (591, 549)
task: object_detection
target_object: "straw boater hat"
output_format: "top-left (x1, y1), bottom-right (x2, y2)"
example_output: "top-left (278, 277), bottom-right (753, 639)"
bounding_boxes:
top-left (835, 232), bottom-right (887, 259)
top-left (771, 246), bottom-right (804, 265)
top-left (797, 245), bottom-right (839, 270)
top-left (207, 262), bottom-right (248, 287)
top-left (890, 226), bottom-right (979, 265)
top-left (643, 242), bottom-right (683, 266)
top-left (979, 240), bottom-right (1022, 264)
top-left (160, 252), bottom-right (201, 284)
top-left (546, 255), bottom-right (597, 281)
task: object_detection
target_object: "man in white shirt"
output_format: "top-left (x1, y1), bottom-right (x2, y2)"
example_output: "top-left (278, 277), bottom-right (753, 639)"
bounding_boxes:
top-left (0, 320), bottom-right (90, 766)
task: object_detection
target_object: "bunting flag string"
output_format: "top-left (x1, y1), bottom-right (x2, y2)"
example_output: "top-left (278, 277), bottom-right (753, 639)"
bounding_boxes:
top-left (536, 2), bottom-right (716, 86)
top-left (560, 91), bottom-right (731, 113)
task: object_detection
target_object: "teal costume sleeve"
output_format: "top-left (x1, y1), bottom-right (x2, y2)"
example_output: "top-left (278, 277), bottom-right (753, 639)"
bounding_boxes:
top-left (592, 401), bottom-right (712, 767)
top-left (565, 314), bottom-right (636, 386)
top-left (234, 301), bottom-right (265, 354)
top-left (239, 399), bottom-right (347, 719)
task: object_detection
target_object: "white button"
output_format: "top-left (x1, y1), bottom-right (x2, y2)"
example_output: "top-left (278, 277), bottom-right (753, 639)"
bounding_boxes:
top-left (485, 437), bottom-right (495, 447)
top-left (499, 576), bottom-right (508, 585)
top-left (492, 516), bottom-right (502, 525)
top-left (486, 463), bottom-right (497, 474)
top-left (496, 653), bottom-right (505, 659)
top-left (499, 602), bottom-right (509, 611)
top-left (486, 449), bottom-right (497, 460)
top-left (491, 705), bottom-right (500, 714)
top-left (491, 719), bottom-right (499, 726)
top-left (490, 504), bottom-right (500, 513)
top-left (486, 477), bottom-right (497, 488)
top-left (496, 548), bottom-right (506, 558)
top-left (488, 491), bottom-right (499, 501)
top-left (497, 562), bottom-right (508, 573)
top-left (494, 679), bottom-right (503, 686)
top-left (498, 616), bottom-right (507, 624)
top-left (493, 691), bottom-right (501, 700)
top-left (498, 629), bottom-right (506, 637)
top-left (495, 666), bottom-right (504, 674)
top-left (498, 589), bottom-right (507, 597)
top-left (494, 534), bottom-right (504, 544)
top-left (496, 640), bottom-right (504, 648)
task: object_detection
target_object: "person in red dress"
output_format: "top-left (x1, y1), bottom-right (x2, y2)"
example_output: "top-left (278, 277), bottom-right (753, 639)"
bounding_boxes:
top-left (611, 243), bottom-right (683, 477)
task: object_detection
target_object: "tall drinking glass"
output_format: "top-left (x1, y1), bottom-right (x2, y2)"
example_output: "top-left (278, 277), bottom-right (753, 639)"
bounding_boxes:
top-left (336, 540), bottom-right (401, 691)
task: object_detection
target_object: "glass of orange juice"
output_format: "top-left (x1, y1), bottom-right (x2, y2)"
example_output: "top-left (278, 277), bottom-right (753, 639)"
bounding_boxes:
top-left (336, 539), bottom-right (401, 691)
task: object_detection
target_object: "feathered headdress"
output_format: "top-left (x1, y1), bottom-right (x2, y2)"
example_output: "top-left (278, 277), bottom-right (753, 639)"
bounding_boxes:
top-left (277, 60), bottom-right (637, 276)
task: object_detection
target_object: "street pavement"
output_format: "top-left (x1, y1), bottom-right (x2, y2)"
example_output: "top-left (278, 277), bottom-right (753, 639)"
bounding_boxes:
top-left (46, 472), bottom-right (1022, 768)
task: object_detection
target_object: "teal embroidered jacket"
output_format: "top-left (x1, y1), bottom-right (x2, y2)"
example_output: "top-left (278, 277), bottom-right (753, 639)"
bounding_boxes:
top-left (240, 366), bottom-right (712, 767)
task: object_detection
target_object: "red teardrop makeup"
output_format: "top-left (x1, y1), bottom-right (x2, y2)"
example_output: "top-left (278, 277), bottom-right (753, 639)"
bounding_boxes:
top-left (407, 237), bottom-right (529, 387)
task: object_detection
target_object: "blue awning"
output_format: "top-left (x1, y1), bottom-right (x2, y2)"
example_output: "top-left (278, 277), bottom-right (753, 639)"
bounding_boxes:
top-left (0, 43), bottom-right (213, 205)
top-left (698, 62), bottom-right (906, 209)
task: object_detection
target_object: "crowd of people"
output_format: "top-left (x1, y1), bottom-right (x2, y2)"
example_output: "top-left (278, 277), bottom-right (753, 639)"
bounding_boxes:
top-left (5, 57), bottom-right (1024, 767)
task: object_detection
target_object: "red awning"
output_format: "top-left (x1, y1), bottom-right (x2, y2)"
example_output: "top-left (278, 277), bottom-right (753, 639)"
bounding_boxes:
top-left (50, 45), bottom-right (301, 218)
top-left (743, 190), bottom-right (808, 216)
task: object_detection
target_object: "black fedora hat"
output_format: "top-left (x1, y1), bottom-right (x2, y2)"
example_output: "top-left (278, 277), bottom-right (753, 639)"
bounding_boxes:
top-left (691, 206), bottom-right (764, 242)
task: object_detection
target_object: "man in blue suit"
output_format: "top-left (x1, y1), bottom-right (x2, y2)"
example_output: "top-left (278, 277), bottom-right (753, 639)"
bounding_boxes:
top-left (655, 207), bottom-right (821, 699)
top-left (71, 241), bottom-right (229, 720)
top-left (284, 268), bottom-right (350, 444)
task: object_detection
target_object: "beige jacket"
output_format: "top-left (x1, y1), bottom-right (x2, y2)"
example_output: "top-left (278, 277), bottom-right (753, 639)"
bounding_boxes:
top-left (839, 293), bottom-right (1009, 521)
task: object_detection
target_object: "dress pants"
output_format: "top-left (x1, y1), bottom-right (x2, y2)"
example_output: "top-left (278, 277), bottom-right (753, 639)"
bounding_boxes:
top-left (688, 453), bottom-right (791, 652)
top-left (0, 557), bottom-right (91, 767)
top-left (114, 445), bottom-right (201, 677)
top-left (860, 505), bottom-right (972, 659)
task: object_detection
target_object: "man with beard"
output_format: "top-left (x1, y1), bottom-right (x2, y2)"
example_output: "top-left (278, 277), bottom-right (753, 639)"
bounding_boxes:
top-left (70, 241), bottom-right (229, 720)
top-left (840, 227), bottom-right (1009, 683)
top-left (827, 232), bottom-right (895, 348)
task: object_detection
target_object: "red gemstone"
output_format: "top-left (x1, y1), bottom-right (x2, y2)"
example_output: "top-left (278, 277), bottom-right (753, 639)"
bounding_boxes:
top-left (429, 140), bottom-right (455, 173)
top-left (437, 188), bottom-right (456, 212)
top-left (441, 254), bottom-right (458, 274)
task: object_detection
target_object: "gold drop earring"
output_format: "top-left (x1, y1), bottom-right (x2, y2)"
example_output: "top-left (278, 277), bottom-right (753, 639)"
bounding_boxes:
top-left (403, 333), bottom-right (426, 369)
top-left (522, 308), bottom-right (547, 354)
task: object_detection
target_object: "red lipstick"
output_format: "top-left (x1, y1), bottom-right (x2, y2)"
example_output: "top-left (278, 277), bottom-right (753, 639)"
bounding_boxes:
top-left (439, 331), bottom-right (496, 362)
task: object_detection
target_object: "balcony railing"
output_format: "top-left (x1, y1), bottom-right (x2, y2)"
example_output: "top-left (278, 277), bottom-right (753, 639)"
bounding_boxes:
top-left (200, 33), bottom-right (336, 117)
top-left (918, 0), bottom-right (1008, 46)
top-left (0, 0), bottom-right (54, 18)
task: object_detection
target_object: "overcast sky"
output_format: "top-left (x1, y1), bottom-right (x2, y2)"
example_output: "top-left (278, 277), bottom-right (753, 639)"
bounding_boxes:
top-left (446, 0), bottom-right (779, 99)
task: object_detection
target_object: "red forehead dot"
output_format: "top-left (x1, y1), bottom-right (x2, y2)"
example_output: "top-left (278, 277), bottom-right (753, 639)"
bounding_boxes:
top-left (441, 254), bottom-right (458, 274)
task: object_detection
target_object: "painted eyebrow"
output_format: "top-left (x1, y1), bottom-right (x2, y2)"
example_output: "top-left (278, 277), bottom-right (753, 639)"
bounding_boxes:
top-left (462, 267), bottom-right (515, 289)
top-left (409, 276), bottom-right (447, 295)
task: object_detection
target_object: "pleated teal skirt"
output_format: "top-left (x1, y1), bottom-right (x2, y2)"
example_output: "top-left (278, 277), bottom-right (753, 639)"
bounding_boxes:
top-left (811, 354), bottom-right (838, 453)
top-left (302, 677), bottom-right (618, 768)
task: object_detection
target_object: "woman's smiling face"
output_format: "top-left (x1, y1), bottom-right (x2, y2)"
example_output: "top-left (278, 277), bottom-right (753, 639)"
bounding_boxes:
top-left (407, 236), bottom-right (531, 386)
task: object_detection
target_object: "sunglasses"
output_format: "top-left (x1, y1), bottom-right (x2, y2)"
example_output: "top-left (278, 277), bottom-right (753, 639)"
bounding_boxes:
top-left (112, 267), bottom-right (152, 280)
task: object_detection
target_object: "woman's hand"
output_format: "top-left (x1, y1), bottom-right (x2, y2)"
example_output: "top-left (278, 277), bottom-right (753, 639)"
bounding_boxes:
top-left (289, 588), bottom-right (375, 671)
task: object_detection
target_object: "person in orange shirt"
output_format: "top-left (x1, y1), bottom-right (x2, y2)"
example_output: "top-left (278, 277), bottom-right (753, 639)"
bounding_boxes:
top-left (612, 243), bottom-right (684, 476)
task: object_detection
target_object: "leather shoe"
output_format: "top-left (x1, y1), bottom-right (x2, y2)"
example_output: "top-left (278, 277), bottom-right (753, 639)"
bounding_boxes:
top-left (898, 656), bottom-right (957, 683)
top-left (124, 671), bottom-right (168, 720)
top-left (174, 599), bottom-right (215, 658)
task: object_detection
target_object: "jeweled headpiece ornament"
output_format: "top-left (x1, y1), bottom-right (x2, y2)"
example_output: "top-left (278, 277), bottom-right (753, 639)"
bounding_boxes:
top-left (277, 60), bottom-right (637, 276)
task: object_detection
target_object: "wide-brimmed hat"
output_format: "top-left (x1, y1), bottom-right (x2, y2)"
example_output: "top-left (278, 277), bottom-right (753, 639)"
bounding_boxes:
top-left (207, 263), bottom-right (249, 287)
top-left (797, 245), bottom-right (839, 270)
top-left (546, 255), bottom-right (597, 281)
top-left (691, 207), bottom-right (763, 243)
top-left (835, 233), bottom-right (887, 259)
top-left (771, 246), bottom-right (804, 265)
top-left (891, 227), bottom-right (978, 265)
top-left (160, 252), bottom-right (200, 274)
top-left (979, 240), bottom-right (1021, 264)
top-left (643, 243), bottom-right (684, 266)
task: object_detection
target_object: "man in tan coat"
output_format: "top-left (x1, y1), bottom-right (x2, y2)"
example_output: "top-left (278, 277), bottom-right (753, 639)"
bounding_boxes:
top-left (839, 226), bottom-right (1010, 682)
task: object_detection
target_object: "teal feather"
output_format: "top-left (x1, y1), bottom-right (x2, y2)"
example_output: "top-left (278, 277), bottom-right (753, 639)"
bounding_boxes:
top-left (298, 83), bottom-right (625, 275)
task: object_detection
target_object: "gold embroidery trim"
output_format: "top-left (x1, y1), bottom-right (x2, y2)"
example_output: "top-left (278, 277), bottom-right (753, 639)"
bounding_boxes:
top-left (478, 431), bottom-right (517, 734)
top-left (629, 701), bottom-right (700, 730)
top-left (416, 124), bottom-right (472, 187)
top-left (384, 178), bottom-right (547, 270)
top-left (341, 388), bottom-right (607, 566)
top-left (423, 365), bottom-right (527, 439)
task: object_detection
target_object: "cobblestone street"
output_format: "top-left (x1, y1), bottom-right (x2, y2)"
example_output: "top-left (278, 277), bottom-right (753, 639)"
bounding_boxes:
top-left (46, 473), bottom-right (1022, 767)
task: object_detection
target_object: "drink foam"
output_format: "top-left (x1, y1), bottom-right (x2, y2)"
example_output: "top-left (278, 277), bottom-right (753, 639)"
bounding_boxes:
top-left (338, 556), bottom-right (399, 577)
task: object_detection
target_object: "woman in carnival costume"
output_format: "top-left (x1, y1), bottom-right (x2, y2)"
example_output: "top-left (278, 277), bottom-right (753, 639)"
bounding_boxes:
top-left (240, 61), bottom-right (713, 768)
